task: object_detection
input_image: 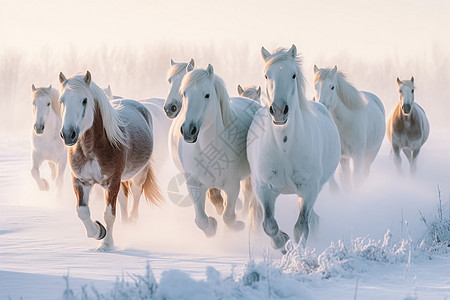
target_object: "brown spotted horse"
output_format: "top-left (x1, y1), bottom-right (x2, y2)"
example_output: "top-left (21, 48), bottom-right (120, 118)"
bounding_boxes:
top-left (59, 71), bottom-right (162, 251)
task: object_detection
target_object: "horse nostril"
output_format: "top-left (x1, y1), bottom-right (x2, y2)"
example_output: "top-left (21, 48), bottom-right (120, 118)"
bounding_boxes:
top-left (41, 125), bottom-right (44, 131)
top-left (170, 105), bottom-right (177, 113)
top-left (70, 131), bottom-right (76, 140)
top-left (180, 126), bottom-right (184, 135)
top-left (191, 126), bottom-right (197, 136)
top-left (269, 105), bottom-right (274, 115)
top-left (283, 105), bottom-right (289, 115)
top-left (60, 131), bottom-right (63, 139)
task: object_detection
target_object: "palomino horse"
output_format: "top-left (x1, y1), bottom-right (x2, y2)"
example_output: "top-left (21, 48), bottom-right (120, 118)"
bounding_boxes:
top-left (59, 71), bottom-right (162, 250)
top-left (314, 65), bottom-right (385, 189)
top-left (31, 84), bottom-right (67, 191)
top-left (387, 77), bottom-right (429, 174)
top-left (237, 85), bottom-right (262, 103)
top-left (165, 59), bottom-right (225, 215)
top-left (247, 45), bottom-right (341, 251)
top-left (174, 64), bottom-right (261, 236)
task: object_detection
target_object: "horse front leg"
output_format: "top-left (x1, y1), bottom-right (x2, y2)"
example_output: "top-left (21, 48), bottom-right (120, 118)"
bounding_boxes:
top-left (294, 183), bottom-right (319, 247)
top-left (55, 155), bottom-right (67, 191)
top-left (223, 182), bottom-right (245, 231)
top-left (98, 177), bottom-right (121, 251)
top-left (392, 143), bottom-right (402, 173)
top-left (255, 184), bottom-right (288, 252)
top-left (31, 151), bottom-right (49, 191)
top-left (73, 177), bottom-right (105, 241)
top-left (187, 177), bottom-right (216, 237)
top-left (410, 148), bottom-right (421, 175)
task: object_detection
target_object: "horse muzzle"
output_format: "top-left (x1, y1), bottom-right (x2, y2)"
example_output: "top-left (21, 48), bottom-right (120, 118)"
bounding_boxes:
top-left (61, 127), bottom-right (79, 146)
top-left (180, 122), bottom-right (199, 143)
top-left (33, 123), bottom-right (45, 135)
top-left (269, 104), bottom-right (289, 125)
top-left (164, 101), bottom-right (181, 119)
top-left (402, 104), bottom-right (412, 115)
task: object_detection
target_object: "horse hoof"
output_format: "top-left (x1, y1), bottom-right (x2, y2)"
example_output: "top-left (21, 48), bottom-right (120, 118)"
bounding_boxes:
top-left (95, 220), bottom-right (107, 240)
top-left (226, 220), bottom-right (245, 232)
top-left (39, 180), bottom-right (50, 191)
top-left (271, 230), bottom-right (290, 251)
top-left (203, 217), bottom-right (217, 238)
top-left (96, 243), bottom-right (114, 252)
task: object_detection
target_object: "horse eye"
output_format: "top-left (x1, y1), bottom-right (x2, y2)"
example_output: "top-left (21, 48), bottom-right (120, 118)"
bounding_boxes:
top-left (205, 94), bottom-right (210, 99)
top-left (331, 86), bottom-right (335, 90)
top-left (47, 103), bottom-right (50, 107)
top-left (82, 98), bottom-right (87, 105)
top-left (412, 89), bottom-right (414, 93)
top-left (292, 74), bottom-right (296, 79)
top-left (265, 75), bottom-right (268, 79)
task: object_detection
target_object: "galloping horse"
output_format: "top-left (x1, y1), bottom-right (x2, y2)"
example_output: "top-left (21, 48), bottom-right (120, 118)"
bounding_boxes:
top-left (174, 64), bottom-right (261, 236)
top-left (314, 65), bottom-right (385, 189)
top-left (59, 71), bottom-right (162, 250)
top-left (247, 45), bottom-right (341, 251)
top-left (31, 84), bottom-right (67, 191)
top-left (387, 77), bottom-right (429, 174)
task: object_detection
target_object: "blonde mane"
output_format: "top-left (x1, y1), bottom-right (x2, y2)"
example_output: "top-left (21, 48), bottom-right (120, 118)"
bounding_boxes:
top-left (32, 87), bottom-right (61, 116)
top-left (63, 75), bottom-right (126, 148)
top-left (179, 68), bottom-right (234, 127)
top-left (314, 68), bottom-right (368, 109)
top-left (167, 62), bottom-right (189, 81)
top-left (264, 48), bottom-right (310, 113)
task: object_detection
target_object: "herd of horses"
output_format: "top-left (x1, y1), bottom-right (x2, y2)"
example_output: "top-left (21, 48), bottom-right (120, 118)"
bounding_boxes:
top-left (30, 45), bottom-right (429, 252)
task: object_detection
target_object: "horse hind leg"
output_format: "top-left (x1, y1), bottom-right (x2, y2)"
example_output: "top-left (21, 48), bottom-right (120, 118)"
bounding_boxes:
top-left (410, 148), bottom-right (421, 175)
top-left (242, 177), bottom-right (263, 225)
top-left (31, 152), bottom-right (49, 191)
top-left (129, 169), bottom-right (147, 222)
top-left (117, 181), bottom-right (130, 222)
top-left (207, 188), bottom-right (224, 215)
top-left (49, 161), bottom-right (57, 181)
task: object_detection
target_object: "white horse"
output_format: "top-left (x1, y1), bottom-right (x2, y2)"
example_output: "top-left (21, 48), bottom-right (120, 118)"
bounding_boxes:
top-left (314, 65), bottom-right (385, 189)
top-left (387, 77), bottom-right (429, 174)
top-left (31, 84), bottom-right (67, 191)
top-left (237, 85), bottom-right (262, 103)
top-left (173, 64), bottom-right (262, 236)
top-left (247, 45), bottom-right (341, 251)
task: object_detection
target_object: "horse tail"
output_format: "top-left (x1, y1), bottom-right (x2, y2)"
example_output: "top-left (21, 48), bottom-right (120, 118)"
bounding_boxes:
top-left (142, 162), bottom-right (164, 206)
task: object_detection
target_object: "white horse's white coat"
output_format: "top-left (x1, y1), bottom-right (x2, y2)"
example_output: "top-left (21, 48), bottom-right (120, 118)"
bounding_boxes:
top-left (30, 85), bottom-right (67, 191)
top-left (247, 46), bottom-right (341, 250)
top-left (314, 65), bottom-right (385, 189)
top-left (172, 64), bottom-right (261, 236)
top-left (387, 77), bottom-right (429, 174)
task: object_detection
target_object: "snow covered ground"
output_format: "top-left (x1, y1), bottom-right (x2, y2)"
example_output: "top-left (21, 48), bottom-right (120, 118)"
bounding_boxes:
top-left (1, 128), bottom-right (450, 299)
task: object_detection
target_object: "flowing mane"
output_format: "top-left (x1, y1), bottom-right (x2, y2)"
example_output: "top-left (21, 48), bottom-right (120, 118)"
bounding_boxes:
top-left (63, 75), bottom-right (126, 148)
top-left (314, 68), bottom-right (368, 109)
top-left (179, 68), bottom-right (234, 126)
top-left (32, 87), bottom-right (61, 116)
top-left (167, 62), bottom-right (189, 81)
top-left (264, 48), bottom-right (310, 113)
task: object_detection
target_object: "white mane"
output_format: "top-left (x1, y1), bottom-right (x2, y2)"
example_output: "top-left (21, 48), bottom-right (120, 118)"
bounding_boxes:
top-left (32, 87), bottom-right (61, 116)
top-left (179, 69), bottom-right (234, 126)
top-left (167, 62), bottom-right (189, 81)
top-left (264, 48), bottom-right (310, 113)
top-left (63, 75), bottom-right (126, 148)
top-left (314, 68), bottom-right (368, 109)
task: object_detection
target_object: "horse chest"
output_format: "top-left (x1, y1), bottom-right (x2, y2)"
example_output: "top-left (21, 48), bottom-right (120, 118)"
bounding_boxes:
top-left (393, 118), bottom-right (422, 147)
top-left (71, 155), bottom-right (108, 185)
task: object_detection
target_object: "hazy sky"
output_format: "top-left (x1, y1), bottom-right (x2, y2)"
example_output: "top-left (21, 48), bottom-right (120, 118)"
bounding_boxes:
top-left (1, 0), bottom-right (449, 61)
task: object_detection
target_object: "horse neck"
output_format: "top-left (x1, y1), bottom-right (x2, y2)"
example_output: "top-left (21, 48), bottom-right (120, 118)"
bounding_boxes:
top-left (78, 104), bottom-right (109, 156)
top-left (44, 106), bottom-right (62, 136)
top-left (198, 100), bottom-right (224, 146)
top-left (331, 95), bottom-right (352, 124)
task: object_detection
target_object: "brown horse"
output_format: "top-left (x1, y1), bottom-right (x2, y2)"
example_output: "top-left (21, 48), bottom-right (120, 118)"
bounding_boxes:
top-left (59, 71), bottom-right (162, 250)
top-left (387, 77), bottom-right (430, 174)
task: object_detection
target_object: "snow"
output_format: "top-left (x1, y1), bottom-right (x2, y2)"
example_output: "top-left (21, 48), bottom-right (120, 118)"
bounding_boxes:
top-left (1, 129), bottom-right (449, 299)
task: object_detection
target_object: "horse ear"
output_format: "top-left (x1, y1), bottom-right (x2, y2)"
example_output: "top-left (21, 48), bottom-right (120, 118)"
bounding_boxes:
top-left (261, 47), bottom-right (271, 62)
top-left (32, 84), bottom-right (37, 91)
top-left (288, 44), bottom-right (297, 58)
top-left (257, 86), bottom-right (261, 96)
top-left (189, 58), bottom-right (194, 68)
top-left (206, 64), bottom-right (214, 79)
top-left (314, 65), bottom-right (319, 74)
top-left (84, 71), bottom-right (91, 86)
top-left (330, 65), bottom-right (338, 77)
top-left (396, 77), bottom-right (402, 86)
top-left (410, 76), bottom-right (414, 83)
top-left (237, 85), bottom-right (244, 95)
top-left (170, 59), bottom-right (175, 66)
top-left (186, 62), bottom-right (194, 72)
top-left (59, 72), bottom-right (67, 84)
top-left (48, 84), bottom-right (52, 90)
